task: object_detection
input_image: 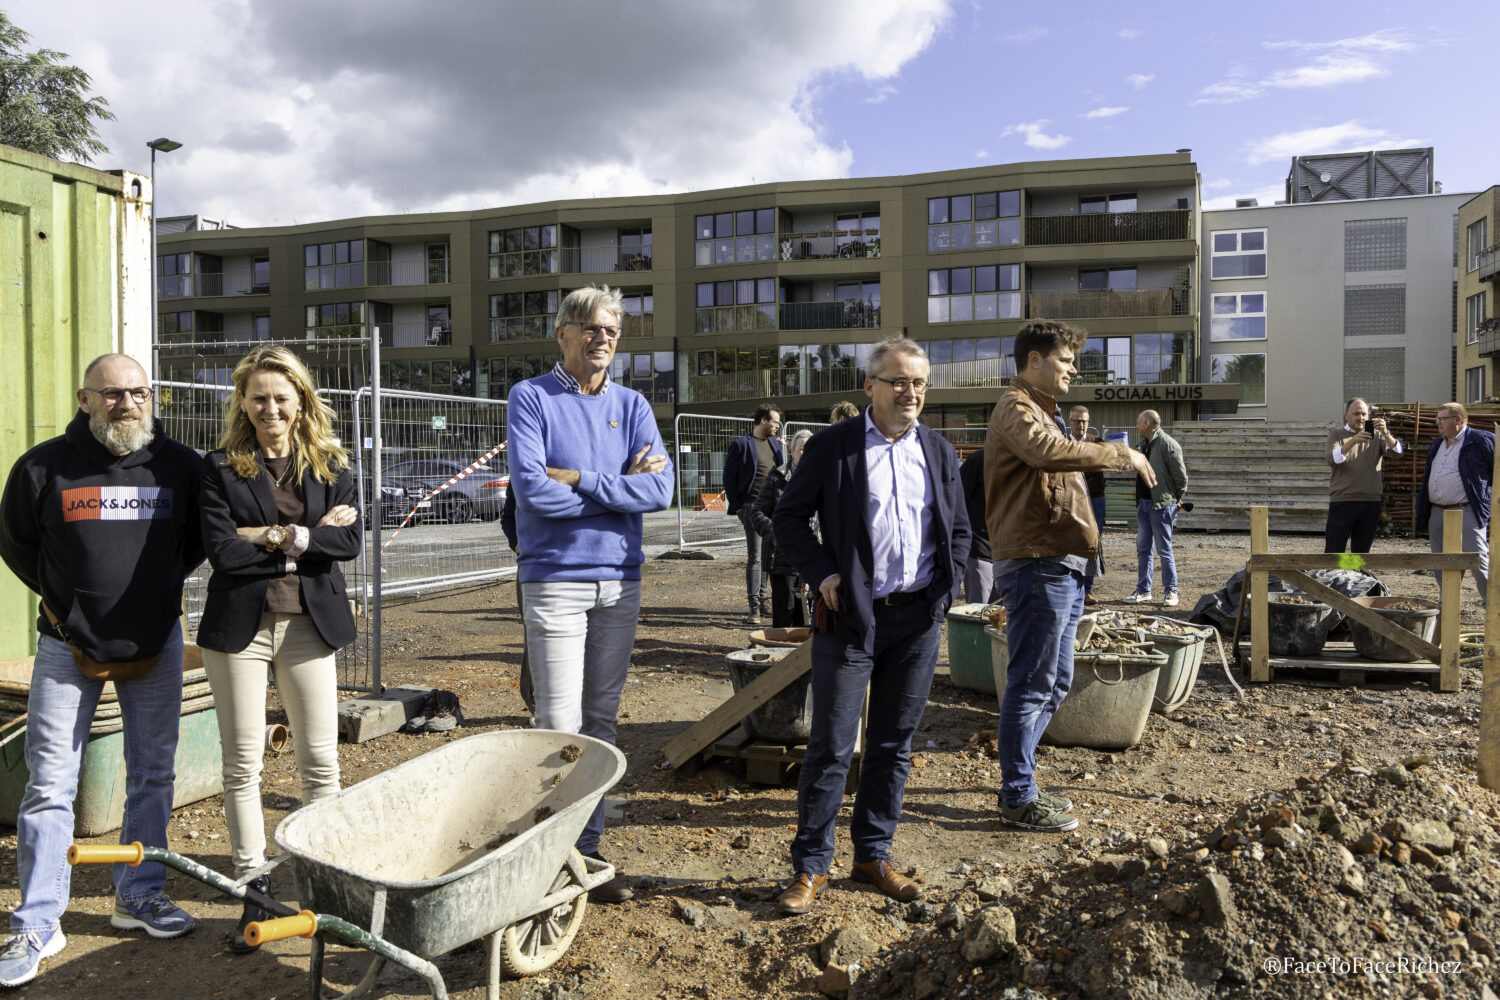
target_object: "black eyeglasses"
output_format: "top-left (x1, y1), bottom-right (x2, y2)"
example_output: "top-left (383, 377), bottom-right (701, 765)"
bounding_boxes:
top-left (871, 376), bottom-right (929, 394)
top-left (562, 321), bottom-right (622, 341)
top-left (84, 386), bottom-right (153, 405)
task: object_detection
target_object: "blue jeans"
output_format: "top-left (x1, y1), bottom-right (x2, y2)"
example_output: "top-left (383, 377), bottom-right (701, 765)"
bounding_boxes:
top-left (996, 562), bottom-right (1085, 808)
top-left (523, 579), bottom-right (641, 856)
top-left (1085, 496), bottom-right (1107, 592)
top-left (1136, 499), bottom-right (1178, 595)
top-left (13, 627), bottom-right (184, 935)
top-left (790, 602), bottom-right (941, 875)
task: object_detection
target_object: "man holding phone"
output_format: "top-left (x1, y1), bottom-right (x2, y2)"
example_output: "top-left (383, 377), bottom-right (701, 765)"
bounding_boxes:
top-left (1325, 397), bottom-right (1402, 554)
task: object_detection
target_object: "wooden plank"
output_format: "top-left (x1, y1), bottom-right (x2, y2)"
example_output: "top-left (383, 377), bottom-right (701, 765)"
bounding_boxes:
top-left (661, 640), bottom-right (814, 768)
top-left (1439, 510), bottom-right (1463, 693)
top-left (1278, 569), bottom-right (1440, 663)
top-left (1248, 553), bottom-right (1482, 572)
top-left (1250, 507), bottom-right (1270, 683)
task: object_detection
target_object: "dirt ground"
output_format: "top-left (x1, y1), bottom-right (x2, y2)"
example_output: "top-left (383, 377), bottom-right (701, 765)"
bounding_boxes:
top-left (2, 529), bottom-right (1497, 1000)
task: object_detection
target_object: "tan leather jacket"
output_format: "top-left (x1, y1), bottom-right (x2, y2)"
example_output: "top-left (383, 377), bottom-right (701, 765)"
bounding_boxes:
top-left (984, 376), bottom-right (1134, 560)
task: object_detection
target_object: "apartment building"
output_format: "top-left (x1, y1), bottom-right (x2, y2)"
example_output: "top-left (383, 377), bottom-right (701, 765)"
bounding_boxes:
top-left (155, 152), bottom-right (1207, 438)
top-left (1458, 187), bottom-right (1500, 402)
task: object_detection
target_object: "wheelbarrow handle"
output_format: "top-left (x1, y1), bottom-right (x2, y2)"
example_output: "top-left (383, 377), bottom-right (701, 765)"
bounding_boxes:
top-left (69, 842), bottom-right (145, 867)
top-left (246, 911), bottom-right (318, 947)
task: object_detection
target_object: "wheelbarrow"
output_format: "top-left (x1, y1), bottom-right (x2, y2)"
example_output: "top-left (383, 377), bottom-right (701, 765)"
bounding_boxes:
top-left (72, 729), bottom-right (626, 999)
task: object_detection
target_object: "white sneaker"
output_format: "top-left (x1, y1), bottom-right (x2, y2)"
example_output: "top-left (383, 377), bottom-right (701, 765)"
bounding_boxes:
top-left (1124, 592), bottom-right (1153, 604)
top-left (1163, 592), bottom-right (1179, 607)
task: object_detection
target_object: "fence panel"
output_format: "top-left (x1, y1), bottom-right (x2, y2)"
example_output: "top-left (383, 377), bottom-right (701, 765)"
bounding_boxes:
top-left (674, 413), bottom-right (755, 548)
top-left (782, 420), bottom-right (831, 444)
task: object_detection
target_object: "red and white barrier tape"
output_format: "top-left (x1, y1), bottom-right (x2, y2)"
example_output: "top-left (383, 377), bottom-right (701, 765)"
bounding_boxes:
top-left (379, 442), bottom-right (506, 553)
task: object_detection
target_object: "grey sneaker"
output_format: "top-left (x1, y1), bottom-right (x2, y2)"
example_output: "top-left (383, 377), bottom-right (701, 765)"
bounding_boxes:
top-left (1163, 592), bottom-right (1180, 608)
top-left (999, 799), bottom-right (1079, 832)
top-left (1035, 789), bottom-right (1074, 813)
top-left (745, 611), bottom-right (763, 626)
top-left (1124, 591), bottom-right (1153, 604)
top-left (0, 931), bottom-right (65, 987)
top-left (111, 893), bottom-right (196, 939)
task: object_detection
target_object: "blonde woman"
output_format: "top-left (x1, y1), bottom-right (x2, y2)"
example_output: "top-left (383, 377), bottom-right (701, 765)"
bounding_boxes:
top-left (197, 346), bottom-right (361, 952)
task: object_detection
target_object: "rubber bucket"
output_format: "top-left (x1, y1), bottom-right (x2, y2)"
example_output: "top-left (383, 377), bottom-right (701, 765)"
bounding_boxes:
top-left (725, 647), bottom-right (813, 743)
top-left (985, 614), bottom-right (1098, 702)
top-left (948, 604), bottom-right (998, 694)
top-left (1267, 598), bottom-right (1333, 656)
top-left (1346, 597), bottom-right (1439, 662)
top-left (988, 634), bottom-right (1164, 749)
top-left (1138, 617), bottom-right (1213, 715)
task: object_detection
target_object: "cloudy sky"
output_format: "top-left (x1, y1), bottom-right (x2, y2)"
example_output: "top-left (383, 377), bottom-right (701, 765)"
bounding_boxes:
top-left (12, 0), bottom-right (1484, 224)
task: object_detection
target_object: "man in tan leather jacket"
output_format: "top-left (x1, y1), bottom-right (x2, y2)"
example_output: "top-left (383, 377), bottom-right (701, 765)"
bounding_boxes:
top-left (985, 321), bottom-right (1154, 832)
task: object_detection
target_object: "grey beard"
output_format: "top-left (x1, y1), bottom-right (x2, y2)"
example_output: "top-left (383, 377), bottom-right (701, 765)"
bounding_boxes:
top-left (90, 408), bottom-right (155, 455)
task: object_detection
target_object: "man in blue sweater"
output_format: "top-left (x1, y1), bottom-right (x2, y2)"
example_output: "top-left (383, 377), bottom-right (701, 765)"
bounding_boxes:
top-left (507, 285), bottom-right (674, 903)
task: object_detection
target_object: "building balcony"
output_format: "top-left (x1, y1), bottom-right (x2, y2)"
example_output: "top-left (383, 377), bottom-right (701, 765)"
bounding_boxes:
top-left (693, 300), bottom-right (879, 335)
top-left (1478, 243), bottom-right (1500, 284)
top-left (368, 260), bottom-right (449, 286)
top-left (780, 229), bottom-right (882, 261)
top-left (1025, 209), bottom-right (1192, 247)
top-left (160, 272), bottom-right (227, 298)
top-left (558, 244), bottom-right (653, 274)
top-left (1475, 326), bottom-right (1500, 359)
top-left (685, 366), bottom-right (865, 403)
top-left (381, 321), bottom-right (452, 348)
top-left (1027, 287), bottom-right (1192, 320)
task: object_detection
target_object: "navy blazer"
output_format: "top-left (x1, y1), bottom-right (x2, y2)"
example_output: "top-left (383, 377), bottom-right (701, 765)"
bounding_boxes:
top-left (1416, 427), bottom-right (1495, 531)
top-left (772, 415), bottom-right (970, 653)
top-left (723, 433), bottom-right (784, 513)
top-left (197, 451), bottom-right (362, 654)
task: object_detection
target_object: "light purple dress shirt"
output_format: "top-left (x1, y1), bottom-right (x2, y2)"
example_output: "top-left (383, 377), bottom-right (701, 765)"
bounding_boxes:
top-left (864, 412), bottom-right (935, 598)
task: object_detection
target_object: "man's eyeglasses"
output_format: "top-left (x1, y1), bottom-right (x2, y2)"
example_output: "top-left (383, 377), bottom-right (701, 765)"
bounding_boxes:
top-left (871, 376), bottom-right (929, 394)
top-left (84, 386), bottom-right (153, 405)
top-left (562, 321), bottom-right (622, 341)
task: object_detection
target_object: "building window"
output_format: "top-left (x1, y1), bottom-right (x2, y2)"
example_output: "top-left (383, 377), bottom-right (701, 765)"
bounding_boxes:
top-left (609, 350), bottom-right (675, 403)
top-left (621, 291), bottom-right (654, 337)
top-left (1344, 284), bottom-right (1405, 337)
top-left (488, 226), bottom-right (559, 278)
top-left (252, 314), bottom-right (271, 342)
top-left (928, 265), bottom-right (1020, 323)
top-left (303, 241), bottom-right (364, 290)
top-left (158, 253), bottom-right (192, 298)
top-left (618, 228), bottom-right (654, 270)
top-left (1344, 218), bottom-right (1406, 272)
top-left (695, 278), bottom-right (776, 333)
top-left (1210, 353), bottom-right (1265, 406)
top-left (304, 301), bottom-right (366, 342)
top-left (1210, 229), bottom-right (1267, 279)
top-left (1081, 192), bottom-right (1137, 214)
top-left (251, 256), bottom-right (270, 294)
top-left (696, 209), bottom-right (775, 266)
top-left (1079, 267), bottom-right (1138, 291)
top-left (158, 311), bottom-right (192, 344)
top-left (425, 305), bottom-right (451, 346)
top-left (1210, 292), bottom-right (1267, 341)
top-left (489, 289), bottom-right (560, 342)
top-left (1469, 219), bottom-right (1489, 272)
top-left (1468, 292), bottom-right (1489, 345)
top-left (426, 243), bottom-right (450, 283)
top-left (928, 190), bottom-right (1020, 252)
top-left (1467, 366), bottom-right (1487, 404)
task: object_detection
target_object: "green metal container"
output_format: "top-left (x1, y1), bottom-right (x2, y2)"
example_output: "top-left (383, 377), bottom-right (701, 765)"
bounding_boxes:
top-left (0, 660), bottom-right (223, 837)
top-left (946, 604), bottom-right (997, 694)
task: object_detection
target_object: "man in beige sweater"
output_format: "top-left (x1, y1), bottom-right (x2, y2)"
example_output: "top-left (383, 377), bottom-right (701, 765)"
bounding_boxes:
top-left (1325, 397), bottom-right (1402, 553)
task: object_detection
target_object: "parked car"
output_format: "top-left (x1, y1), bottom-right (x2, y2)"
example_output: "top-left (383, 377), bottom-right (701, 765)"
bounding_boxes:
top-left (360, 475), bottom-right (432, 529)
top-left (382, 458), bottom-right (508, 524)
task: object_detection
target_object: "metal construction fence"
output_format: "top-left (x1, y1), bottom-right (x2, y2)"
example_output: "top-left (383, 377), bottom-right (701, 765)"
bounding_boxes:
top-left (781, 420), bottom-right (832, 445)
top-left (673, 413), bottom-right (754, 548)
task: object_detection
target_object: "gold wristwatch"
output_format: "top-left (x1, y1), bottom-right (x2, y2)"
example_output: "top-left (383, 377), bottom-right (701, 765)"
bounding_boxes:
top-left (265, 524), bottom-right (288, 550)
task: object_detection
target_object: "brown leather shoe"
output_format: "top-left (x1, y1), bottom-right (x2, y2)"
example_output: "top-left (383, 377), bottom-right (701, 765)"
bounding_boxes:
top-left (851, 858), bottom-right (923, 901)
top-left (777, 872), bottom-right (827, 915)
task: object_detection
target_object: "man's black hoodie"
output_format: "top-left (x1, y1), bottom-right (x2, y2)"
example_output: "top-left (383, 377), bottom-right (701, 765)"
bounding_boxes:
top-left (1, 410), bottom-right (205, 661)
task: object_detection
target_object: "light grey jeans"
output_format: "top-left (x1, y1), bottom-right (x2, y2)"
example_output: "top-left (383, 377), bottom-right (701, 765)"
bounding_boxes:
top-left (201, 612), bottom-right (342, 875)
top-left (1429, 505), bottom-right (1490, 607)
top-left (522, 579), bottom-right (641, 854)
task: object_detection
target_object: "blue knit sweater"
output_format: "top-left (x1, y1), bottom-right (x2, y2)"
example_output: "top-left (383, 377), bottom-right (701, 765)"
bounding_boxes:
top-left (507, 372), bottom-right (674, 582)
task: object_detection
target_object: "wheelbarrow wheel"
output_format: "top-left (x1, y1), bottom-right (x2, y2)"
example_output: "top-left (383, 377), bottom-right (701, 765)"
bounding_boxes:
top-left (498, 848), bottom-right (588, 977)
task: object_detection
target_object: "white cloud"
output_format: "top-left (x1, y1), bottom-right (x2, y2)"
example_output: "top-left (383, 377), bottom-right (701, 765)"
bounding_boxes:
top-left (1197, 29), bottom-right (1415, 104)
top-left (1084, 106), bottom-right (1130, 119)
top-left (999, 26), bottom-right (1047, 42)
top-left (1001, 120), bottom-right (1071, 151)
top-left (974, 149), bottom-right (990, 159)
top-left (1126, 73), bottom-right (1154, 89)
top-left (22, 0), bottom-right (954, 225)
top-left (1263, 51), bottom-right (1386, 89)
top-left (1243, 121), bottom-right (1427, 166)
top-left (1118, 28), bottom-right (1143, 40)
top-left (1263, 29), bottom-right (1414, 53)
top-left (1202, 178), bottom-right (1234, 190)
top-left (864, 83), bottom-right (898, 104)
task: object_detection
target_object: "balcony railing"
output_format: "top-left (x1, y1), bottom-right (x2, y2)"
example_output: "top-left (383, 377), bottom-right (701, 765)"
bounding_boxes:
top-left (685, 366), bottom-right (866, 403)
top-left (558, 244), bottom-right (653, 274)
top-left (1025, 209), bottom-right (1192, 246)
top-left (368, 259), bottom-right (449, 286)
top-left (489, 314), bottom-right (558, 343)
top-left (694, 299), bottom-right (880, 335)
top-left (1027, 287), bottom-right (1191, 320)
top-left (381, 321), bottom-right (451, 348)
top-left (159, 272), bottom-right (224, 298)
top-left (926, 353), bottom-right (1190, 390)
top-left (928, 358), bottom-right (1013, 390)
top-left (1475, 326), bottom-right (1500, 359)
top-left (780, 229), bottom-right (881, 261)
top-left (1478, 242), bottom-right (1500, 283)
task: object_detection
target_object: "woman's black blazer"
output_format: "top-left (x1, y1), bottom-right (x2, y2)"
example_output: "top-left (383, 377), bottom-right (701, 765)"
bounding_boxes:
top-left (197, 450), bottom-right (362, 654)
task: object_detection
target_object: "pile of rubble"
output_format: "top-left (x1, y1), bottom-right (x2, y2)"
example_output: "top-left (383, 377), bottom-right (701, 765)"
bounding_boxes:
top-left (850, 754), bottom-right (1500, 999)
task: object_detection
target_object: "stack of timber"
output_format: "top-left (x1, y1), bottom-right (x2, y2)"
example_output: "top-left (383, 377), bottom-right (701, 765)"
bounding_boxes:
top-left (1372, 403), bottom-right (1500, 537)
top-left (1169, 421), bottom-right (1330, 533)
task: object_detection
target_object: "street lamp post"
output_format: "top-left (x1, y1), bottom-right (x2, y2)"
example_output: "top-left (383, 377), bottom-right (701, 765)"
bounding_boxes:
top-left (146, 138), bottom-right (183, 382)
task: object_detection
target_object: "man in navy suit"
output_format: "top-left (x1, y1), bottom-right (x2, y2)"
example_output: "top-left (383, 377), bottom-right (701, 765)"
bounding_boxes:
top-left (771, 337), bottom-right (970, 915)
top-left (1416, 401), bottom-right (1494, 607)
